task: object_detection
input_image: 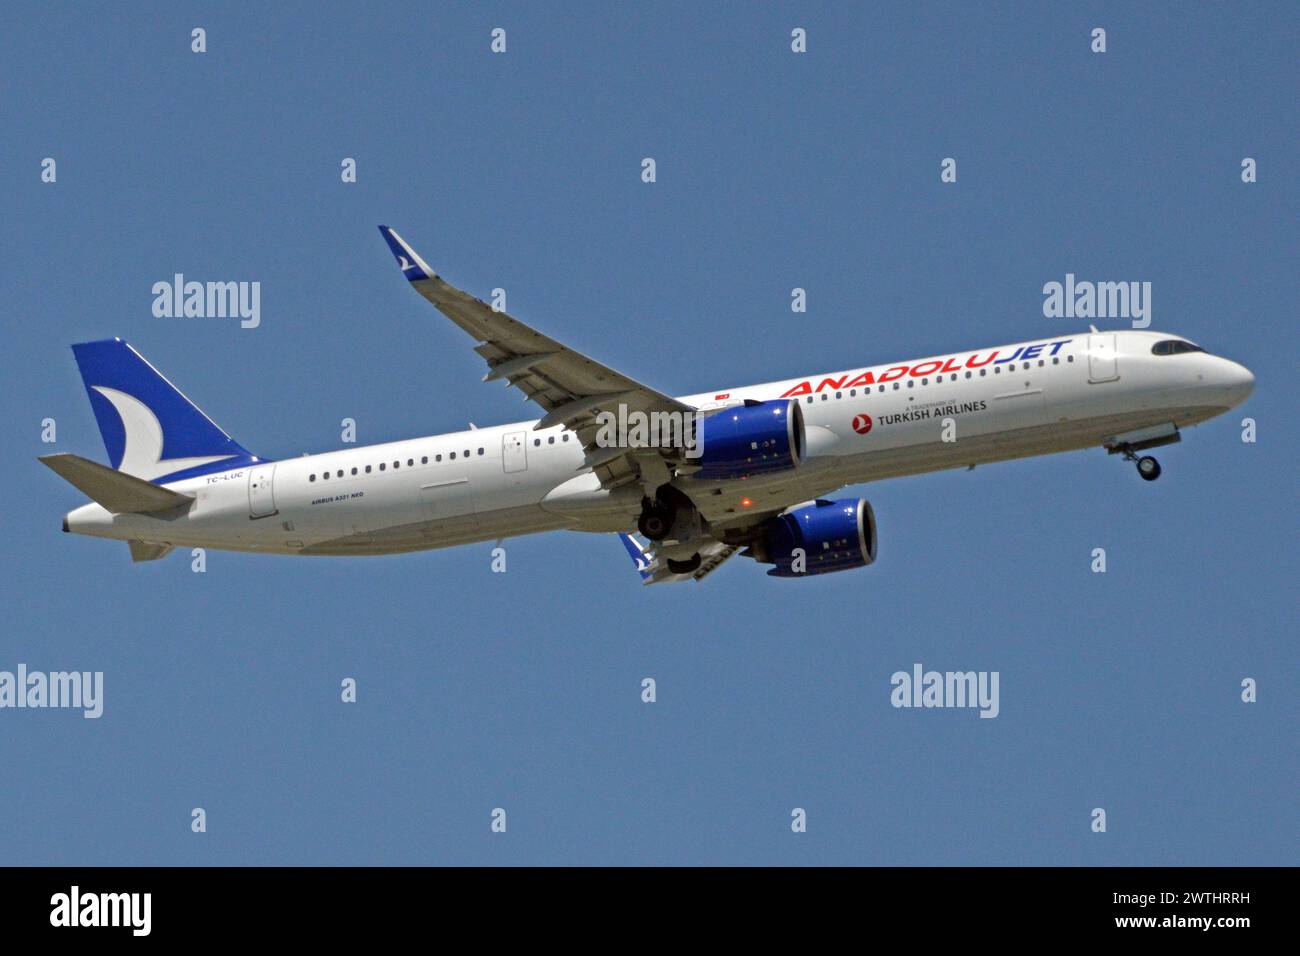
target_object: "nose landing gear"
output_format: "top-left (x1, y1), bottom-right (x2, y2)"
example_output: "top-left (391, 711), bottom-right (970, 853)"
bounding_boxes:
top-left (1104, 425), bottom-right (1180, 482)
top-left (1115, 445), bottom-right (1162, 481)
top-left (1136, 455), bottom-right (1162, 481)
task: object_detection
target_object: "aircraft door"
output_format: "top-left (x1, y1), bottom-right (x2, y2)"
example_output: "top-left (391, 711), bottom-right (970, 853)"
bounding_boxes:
top-left (248, 464), bottom-right (277, 518)
top-left (502, 431), bottom-right (527, 473)
top-left (1087, 333), bottom-right (1119, 383)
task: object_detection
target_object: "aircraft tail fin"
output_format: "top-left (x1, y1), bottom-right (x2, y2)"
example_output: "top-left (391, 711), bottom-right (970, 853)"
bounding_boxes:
top-left (618, 532), bottom-right (655, 582)
top-left (39, 453), bottom-right (194, 514)
top-left (70, 338), bottom-right (258, 483)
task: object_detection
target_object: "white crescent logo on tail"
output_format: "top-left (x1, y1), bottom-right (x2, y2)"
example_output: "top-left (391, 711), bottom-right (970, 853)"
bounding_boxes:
top-left (92, 387), bottom-right (234, 481)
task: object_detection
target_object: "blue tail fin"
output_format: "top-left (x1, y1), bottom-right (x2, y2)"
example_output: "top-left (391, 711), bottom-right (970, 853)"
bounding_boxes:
top-left (70, 338), bottom-right (259, 483)
top-left (618, 532), bottom-right (654, 581)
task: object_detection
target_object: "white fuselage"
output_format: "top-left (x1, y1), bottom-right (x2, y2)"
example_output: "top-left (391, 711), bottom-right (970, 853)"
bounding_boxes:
top-left (65, 330), bottom-right (1254, 556)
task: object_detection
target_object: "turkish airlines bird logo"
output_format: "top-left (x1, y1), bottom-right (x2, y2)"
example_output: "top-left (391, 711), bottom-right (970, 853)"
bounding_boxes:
top-left (852, 414), bottom-right (873, 435)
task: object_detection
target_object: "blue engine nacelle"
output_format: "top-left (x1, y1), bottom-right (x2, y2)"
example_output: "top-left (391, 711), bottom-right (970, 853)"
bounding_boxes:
top-left (758, 498), bottom-right (877, 577)
top-left (690, 399), bottom-right (804, 480)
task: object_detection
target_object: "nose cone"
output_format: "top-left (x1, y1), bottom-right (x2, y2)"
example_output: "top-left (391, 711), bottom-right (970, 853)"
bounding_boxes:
top-left (1219, 359), bottom-right (1255, 409)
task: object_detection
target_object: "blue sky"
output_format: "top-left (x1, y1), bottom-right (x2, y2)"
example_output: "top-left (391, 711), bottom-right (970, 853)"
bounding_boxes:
top-left (1, 2), bottom-right (1295, 864)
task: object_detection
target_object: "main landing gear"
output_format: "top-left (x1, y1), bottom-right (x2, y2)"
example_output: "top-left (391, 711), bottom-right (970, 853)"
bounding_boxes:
top-left (666, 554), bottom-right (702, 574)
top-left (1115, 445), bottom-right (1162, 481)
top-left (637, 496), bottom-right (675, 541)
top-left (637, 485), bottom-right (699, 541)
top-left (638, 488), bottom-right (704, 574)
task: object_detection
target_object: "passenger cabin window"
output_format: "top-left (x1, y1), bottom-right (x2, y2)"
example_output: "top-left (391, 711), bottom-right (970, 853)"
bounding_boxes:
top-left (1152, 340), bottom-right (1204, 355)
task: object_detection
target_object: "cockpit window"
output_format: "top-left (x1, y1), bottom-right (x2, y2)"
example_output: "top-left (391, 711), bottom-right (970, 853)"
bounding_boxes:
top-left (1151, 340), bottom-right (1204, 355)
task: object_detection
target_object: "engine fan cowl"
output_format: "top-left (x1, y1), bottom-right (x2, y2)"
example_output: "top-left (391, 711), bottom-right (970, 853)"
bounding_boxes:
top-left (761, 497), bottom-right (877, 577)
top-left (690, 399), bottom-right (804, 480)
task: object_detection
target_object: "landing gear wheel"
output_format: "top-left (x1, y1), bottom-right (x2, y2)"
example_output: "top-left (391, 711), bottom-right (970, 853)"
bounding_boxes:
top-left (667, 553), bottom-right (701, 575)
top-left (1136, 456), bottom-right (1161, 481)
top-left (637, 498), bottom-right (675, 541)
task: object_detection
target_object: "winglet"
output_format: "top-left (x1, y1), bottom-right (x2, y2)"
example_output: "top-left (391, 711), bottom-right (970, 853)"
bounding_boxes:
top-left (618, 533), bottom-right (654, 582)
top-left (378, 225), bottom-right (435, 282)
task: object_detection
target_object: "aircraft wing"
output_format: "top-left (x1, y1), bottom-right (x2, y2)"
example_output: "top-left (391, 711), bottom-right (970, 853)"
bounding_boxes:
top-left (380, 226), bottom-right (695, 491)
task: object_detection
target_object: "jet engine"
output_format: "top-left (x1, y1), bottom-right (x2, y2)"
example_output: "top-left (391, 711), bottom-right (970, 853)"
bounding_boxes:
top-left (749, 498), bottom-right (877, 577)
top-left (688, 399), bottom-right (804, 480)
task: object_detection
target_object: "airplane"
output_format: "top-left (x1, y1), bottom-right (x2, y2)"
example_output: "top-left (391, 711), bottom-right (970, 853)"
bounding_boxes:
top-left (40, 226), bottom-right (1255, 582)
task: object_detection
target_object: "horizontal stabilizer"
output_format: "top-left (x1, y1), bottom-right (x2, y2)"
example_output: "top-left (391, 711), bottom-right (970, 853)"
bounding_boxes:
top-left (39, 453), bottom-right (194, 514)
top-left (128, 540), bottom-right (175, 562)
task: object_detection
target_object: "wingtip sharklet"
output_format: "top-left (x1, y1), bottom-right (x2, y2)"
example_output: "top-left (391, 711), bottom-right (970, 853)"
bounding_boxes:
top-left (378, 225), bottom-right (435, 282)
